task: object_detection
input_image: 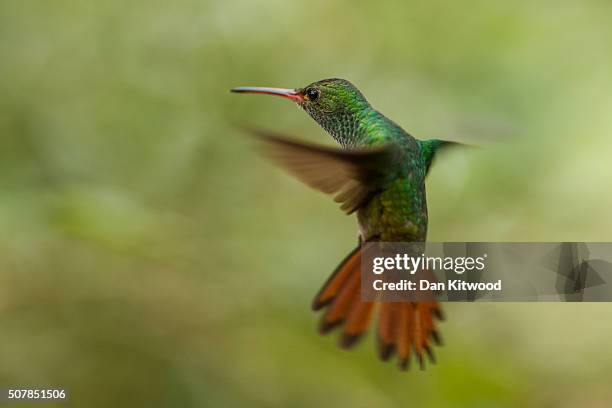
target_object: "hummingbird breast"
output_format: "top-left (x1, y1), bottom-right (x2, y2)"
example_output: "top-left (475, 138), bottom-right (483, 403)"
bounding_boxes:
top-left (357, 176), bottom-right (428, 242)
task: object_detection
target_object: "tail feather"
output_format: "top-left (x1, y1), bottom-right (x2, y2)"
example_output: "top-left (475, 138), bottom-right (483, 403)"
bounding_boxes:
top-left (377, 302), bottom-right (398, 361)
top-left (340, 300), bottom-right (375, 348)
top-left (319, 270), bottom-right (360, 334)
top-left (314, 244), bottom-right (444, 370)
top-left (419, 302), bottom-right (437, 364)
top-left (397, 303), bottom-right (415, 370)
top-left (312, 246), bottom-right (361, 311)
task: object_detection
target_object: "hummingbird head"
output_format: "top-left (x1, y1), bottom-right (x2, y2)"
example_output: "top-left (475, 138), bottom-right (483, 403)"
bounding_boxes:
top-left (231, 78), bottom-right (372, 146)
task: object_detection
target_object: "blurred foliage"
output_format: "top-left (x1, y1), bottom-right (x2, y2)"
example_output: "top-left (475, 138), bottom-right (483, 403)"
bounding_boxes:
top-left (1, 0), bottom-right (612, 407)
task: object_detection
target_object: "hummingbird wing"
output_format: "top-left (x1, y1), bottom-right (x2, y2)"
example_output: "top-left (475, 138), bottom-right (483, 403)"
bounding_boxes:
top-left (246, 128), bottom-right (400, 214)
top-left (420, 139), bottom-right (469, 176)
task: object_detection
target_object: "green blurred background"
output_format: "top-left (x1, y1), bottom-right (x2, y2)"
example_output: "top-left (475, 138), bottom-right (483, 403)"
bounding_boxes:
top-left (2, 0), bottom-right (612, 407)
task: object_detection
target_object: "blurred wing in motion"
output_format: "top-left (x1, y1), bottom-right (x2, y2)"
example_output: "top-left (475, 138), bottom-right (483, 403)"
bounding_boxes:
top-left (420, 139), bottom-right (466, 176)
top-left (245, 128), bottom-right (401, 214)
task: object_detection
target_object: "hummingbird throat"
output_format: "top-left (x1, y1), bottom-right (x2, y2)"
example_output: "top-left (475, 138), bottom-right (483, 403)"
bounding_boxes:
top-left (300, 105), bottom-right (374, 148)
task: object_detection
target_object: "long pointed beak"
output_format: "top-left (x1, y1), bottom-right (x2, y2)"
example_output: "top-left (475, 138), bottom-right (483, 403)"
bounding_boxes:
top-left (230, 86), bottom-right (303, 102)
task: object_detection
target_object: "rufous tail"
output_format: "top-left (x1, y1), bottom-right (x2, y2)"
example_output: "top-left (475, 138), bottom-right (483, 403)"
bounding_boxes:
top-left (312, 245), bottom-right (444, 370)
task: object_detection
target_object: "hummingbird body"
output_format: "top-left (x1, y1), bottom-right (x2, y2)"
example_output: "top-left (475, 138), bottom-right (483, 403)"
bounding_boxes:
top-left (232, 78), bottom-right (453, 369)
top-left (354, 115), bottom-right (428, 242)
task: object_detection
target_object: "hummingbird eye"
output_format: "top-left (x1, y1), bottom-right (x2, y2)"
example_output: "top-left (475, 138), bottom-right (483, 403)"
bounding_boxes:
top-left (305, 88), bottom-right (320, 101)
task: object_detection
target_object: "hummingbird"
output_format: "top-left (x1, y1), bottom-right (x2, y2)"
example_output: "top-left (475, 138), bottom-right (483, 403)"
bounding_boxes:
top-left (231, 78), bottom-right (456, 369)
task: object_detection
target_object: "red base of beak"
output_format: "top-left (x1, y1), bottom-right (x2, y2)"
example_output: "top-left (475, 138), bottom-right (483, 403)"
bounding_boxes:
top-left (230, 87), bottom-right (303, 102)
